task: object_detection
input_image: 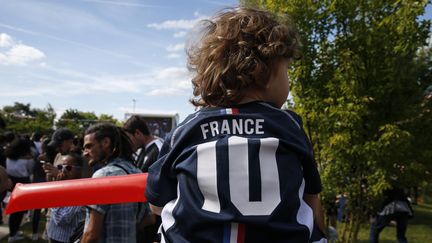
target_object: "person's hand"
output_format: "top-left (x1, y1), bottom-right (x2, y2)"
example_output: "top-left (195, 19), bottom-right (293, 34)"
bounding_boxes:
top-left (42, 163), bottom-right (59, 181)
top-left (38, 153), bottom-right (48, 162)
top-left (56, 171), bottom-right (67, 181)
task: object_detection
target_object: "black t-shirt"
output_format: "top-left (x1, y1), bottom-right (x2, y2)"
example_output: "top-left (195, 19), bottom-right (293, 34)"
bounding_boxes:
top-left (0, 146), bottom-right (6, 168)
top-left (136, 139), bottom-right (163, 172)
top-left (146, 101), bottom-right (323, 243)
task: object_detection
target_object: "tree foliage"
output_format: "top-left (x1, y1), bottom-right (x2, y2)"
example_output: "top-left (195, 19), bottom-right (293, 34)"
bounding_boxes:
top-left (56, 109), bottom-right (120, 135)
top-left (242, 0), bottom-right (431, 241)
top-left (0, 102), bottom-right (56, 135)
top-left (1, 104), bottom-right (121, 136)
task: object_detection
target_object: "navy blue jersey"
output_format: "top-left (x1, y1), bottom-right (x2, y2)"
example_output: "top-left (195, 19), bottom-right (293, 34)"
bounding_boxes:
top-left (146, 101), bottom-right (324, 243)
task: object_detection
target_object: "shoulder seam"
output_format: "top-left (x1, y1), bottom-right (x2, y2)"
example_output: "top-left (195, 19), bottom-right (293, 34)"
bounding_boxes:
top-left (170, 111), bottom-right (201, 147)
top-left (259, 102), bottom-right (301, 129)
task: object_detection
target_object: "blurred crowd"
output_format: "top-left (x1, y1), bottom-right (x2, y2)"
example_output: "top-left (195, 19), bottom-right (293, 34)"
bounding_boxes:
top-left (0, 115), bottom-right (162, 243)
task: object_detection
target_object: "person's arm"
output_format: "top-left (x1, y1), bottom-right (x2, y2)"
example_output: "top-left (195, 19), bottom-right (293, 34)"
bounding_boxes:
top-left (137, 213), bottom-right (157, 231)
top-left (149, 204), bottom-right (163, 216)
top-left (0, 166), bottom-right (11, 193)
top-left (145, 139), bottom-right (178, 214)
top-left (304, 193), bottom-right (325, 233)
top-left (81, 209), bottom-right (104, 243)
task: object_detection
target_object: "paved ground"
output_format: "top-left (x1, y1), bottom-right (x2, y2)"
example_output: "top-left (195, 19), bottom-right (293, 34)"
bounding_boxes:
top-left (0, 214), bottom-right (9, 240)
top-left (0, 224), bottom-right (8, 240)
top-left (0, 212), bottom-right (34, 241)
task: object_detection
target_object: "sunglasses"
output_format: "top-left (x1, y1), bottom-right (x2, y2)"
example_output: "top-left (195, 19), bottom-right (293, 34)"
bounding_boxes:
top-left (57, 164), bottom-right (81, 172)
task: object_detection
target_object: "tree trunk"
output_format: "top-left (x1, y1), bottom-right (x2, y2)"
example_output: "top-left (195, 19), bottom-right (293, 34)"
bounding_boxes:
top-left (352, 216), bottom-right (362, 242)
top-left (340, 213), bottom-right (349, 242)
top-left (347, 215), bottom-right (354, 243)
top-left (342, 213), bottom-right (355, 243)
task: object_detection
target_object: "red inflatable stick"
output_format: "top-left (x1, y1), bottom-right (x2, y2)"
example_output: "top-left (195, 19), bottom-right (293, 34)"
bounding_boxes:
top-left (5, 173), bottom-right (147, 215)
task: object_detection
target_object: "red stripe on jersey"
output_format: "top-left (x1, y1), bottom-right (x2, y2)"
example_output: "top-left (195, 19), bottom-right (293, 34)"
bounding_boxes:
top-left (231, 108), bottom-right (239, 115)
top-left (237, 223), bottom-right (245, 243)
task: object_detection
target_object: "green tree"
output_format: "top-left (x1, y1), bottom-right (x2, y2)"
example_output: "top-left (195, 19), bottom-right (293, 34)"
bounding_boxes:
top-left (56, 109), bottom-right (99, 135)
top-left (56, 109), bottom-right (120, 135)
top-left (98, 114), bottom-right (121, 126)
top-left (242, 0), bottom-right (431, 241)
top-left (1, 102), bottom-right (56, 135)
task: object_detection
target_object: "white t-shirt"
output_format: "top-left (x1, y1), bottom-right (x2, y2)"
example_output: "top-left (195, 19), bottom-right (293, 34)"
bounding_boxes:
top-left (6, 158), bottom-right (35, 178)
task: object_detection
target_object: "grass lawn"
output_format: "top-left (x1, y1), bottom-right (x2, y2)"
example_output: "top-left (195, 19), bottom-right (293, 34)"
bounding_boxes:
top-left (342, 203), bottom-right (432, 243)
top-left (0, 204), bottom-right (431, 242)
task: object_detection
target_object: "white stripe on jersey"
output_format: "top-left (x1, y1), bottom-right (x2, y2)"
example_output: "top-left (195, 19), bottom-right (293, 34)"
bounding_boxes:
top-left (228, 136), bottom-right (281, 215)
top-left (296, 179), bottom-right (314, 238)
top-left (161, 184), bottom-right (181, 232)
top-left (230, 223), bottom-right (239, 242)
top-left (160, 230), bottom-right (166, 243)
top-left (197, 140), bottom-right (220, 213)
top-left (259, 137), bottom-right (282, 213)
top-left (312, 238), bottom-right (328, 243)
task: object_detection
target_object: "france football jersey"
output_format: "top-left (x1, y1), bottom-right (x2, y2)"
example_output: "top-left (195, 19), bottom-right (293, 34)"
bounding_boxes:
top-left (146, 101), bottom-right (325, 243)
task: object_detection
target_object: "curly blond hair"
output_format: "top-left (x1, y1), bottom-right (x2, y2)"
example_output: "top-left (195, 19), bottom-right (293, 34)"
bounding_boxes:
top-left (187, 6), bottom-right (301, 107)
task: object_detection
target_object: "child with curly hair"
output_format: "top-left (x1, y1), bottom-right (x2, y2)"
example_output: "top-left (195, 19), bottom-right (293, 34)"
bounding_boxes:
top-left (146, 6), bottom-right (326, 243)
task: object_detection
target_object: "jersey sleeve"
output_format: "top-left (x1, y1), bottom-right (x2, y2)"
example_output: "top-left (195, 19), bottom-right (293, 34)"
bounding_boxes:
top-left (302, 157), bottom-right (322, 194)
top-left (145, 139), bottom-right (178, 207)
top-left (286, 110), bottom-right (322, 195)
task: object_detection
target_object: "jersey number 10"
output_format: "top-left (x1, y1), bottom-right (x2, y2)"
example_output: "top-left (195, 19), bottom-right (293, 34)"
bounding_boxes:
top-left (196, 136), bottom-right (281, 216)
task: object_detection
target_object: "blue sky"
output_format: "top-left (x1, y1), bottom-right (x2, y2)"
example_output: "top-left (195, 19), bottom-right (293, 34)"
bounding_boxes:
top-left (0, 0), bottom-right (431, 123)
top-left (0, 0), bottom-right (238, 122)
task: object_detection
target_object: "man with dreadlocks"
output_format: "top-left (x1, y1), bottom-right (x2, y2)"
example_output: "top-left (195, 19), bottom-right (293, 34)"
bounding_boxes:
top-left (81, 123), bottom-right (146, 243)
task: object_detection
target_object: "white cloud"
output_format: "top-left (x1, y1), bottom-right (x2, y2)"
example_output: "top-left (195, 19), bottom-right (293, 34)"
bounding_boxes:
top-left (154, 67), bottom-right (189, 80)
top-left (147, 14), bottom-right (208, 60)
top-left (39, 62), bottom-right (48, 68)
top-left (148, 79), bottom-right (191, 96)
top-left (37, 64), bottom-right (149, 94)
top-left (0, 23), bottom-right (139, 63)
top-left (147, 88), bottom-right (186, 96)
top-left (165, 42), bottom-right (184, 59)
top-left (82, 0), bottom-right (164, 8)
top-left (166, 53), bottom-right (181, 59)
top-left (147, 19), bottom-right (197, 30)
top-left (200, 0), bottom-right (236, 6)
top-left (147, 67), bottom-right (192, 96)
top-left (118, 106), bottom-right (178, 116)
top-left (147, 14), bottom-right (208, 30)
top-left (0, 33), bottom-right (46, 66)
top-left (166, 43), bottom-right (184, 52)
top-left (176, 80), bottom-right (192, 89)
top-left (174, 31), bottom-right (187, 38)
top-left (7, 44), bottom-right (45, 64)
top-left (0, 60), bottom-right (192, 99)
top-left (0, 35), bottom-right (46, 66)
top-left (0, 33), bottom-right (14, 47)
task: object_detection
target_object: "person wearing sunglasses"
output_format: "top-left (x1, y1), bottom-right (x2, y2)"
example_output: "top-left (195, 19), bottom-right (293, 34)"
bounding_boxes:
top-left (57, 164), bottom-right (81, 173)
top-left (47, 153), bottom-right (86, 243)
